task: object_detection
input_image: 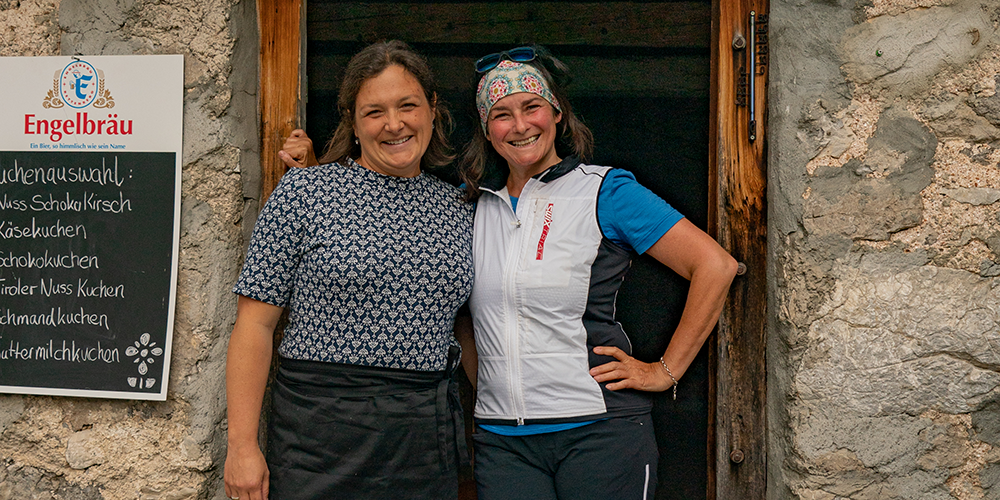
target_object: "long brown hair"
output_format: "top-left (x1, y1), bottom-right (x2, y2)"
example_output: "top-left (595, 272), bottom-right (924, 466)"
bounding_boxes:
top-left (319, 40), bottom-right (453, 170)
top-left (458, 45), bottom-right (594, 201)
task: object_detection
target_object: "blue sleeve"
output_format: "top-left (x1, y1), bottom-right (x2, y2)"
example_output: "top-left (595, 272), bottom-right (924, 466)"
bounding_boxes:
top-left (598, 169), bottom-right (684, 254)
top-left (231, 170), bottom-right (308, 306)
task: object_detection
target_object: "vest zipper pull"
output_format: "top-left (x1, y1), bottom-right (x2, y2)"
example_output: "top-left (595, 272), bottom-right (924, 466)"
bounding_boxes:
top-left (516, 417), bottom-right (525, 426)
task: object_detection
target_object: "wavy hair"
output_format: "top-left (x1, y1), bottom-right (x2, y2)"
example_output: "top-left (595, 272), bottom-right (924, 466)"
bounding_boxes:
top-left (318, 40), bottom-right (453, 170)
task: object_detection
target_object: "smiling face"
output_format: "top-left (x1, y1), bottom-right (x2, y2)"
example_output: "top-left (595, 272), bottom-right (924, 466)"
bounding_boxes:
top-left (486, 92), bottom-right (563, 178)
top-left (354, 64), bottom-right (436, 178)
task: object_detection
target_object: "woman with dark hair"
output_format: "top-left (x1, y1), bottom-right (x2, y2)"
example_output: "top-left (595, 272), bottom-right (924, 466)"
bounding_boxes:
top-left (224, 40), bottom-right (472, 500)
top-left (459, 45), bottom-right (738, 500)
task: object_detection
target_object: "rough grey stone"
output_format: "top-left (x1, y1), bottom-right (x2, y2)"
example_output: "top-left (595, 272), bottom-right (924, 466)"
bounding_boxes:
top-left (857, 244), bottom-right (931, 272)
top-left (0, 463), bottom-right (103, 499)
top-left (796, 412), bottom-right (930, 469)
top-left (867, 107), bottom-right (938, 187)
top-left (770, 0), bottom-right (1000, 498)
top-left (921, 93), bottom-right (1000, 142)
top-left (62, 400), bottom-right (108, 432)
top-left (983, 463), bottom-right (1000, 499)
top-left (58, 0), bottom-right (136, 31)
top-left (172, 195), bottom-right (234, 449)
top-left (58, 0), bottom-right (150, 56)
top-left (986, 233), bottom-right (1000, 260)
top-left (773, 230), bottom-right (854, 329)
top-left (852, 0), bottom-right (874, 24)
top-left (982, 260), bottom-right (1000, 277)
top-left (839, 2), bottom-right (996, 96)
top-left (65, 429), bottom-right (105, 470)
top-left (804, 170), bottom-right (925, 240)
top-left (799, 99), bottom-right (857, 162)
top-left (971, 77), bottom-right (1000, 127)
top-left (972, 400), bottom-right (1000, 446)
top-left (769, 0), bottom-right (856, 237)
top-left (788, 406), bottom-right (989, 499)
top-left (795, 266), bottom-right (1000, 417)
top-left (139, 487), bottom-right (198, 500)
top-left (964, 143), bottom-right (1000, 165)
top-left (872, 470), bottom-right (953, 500)
top-left (0, 397), bottom-right (25, 433)
top-left (940, 187), bottom-right (1000, 206)
top-left (803, 107), bottom-right (937, 241)
top-left (789, 410), bottom-right (958, 499)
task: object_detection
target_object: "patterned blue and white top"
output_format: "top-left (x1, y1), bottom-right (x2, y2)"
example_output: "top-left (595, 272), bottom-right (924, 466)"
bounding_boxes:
top-left (233, 159), bottom-right (474, 372)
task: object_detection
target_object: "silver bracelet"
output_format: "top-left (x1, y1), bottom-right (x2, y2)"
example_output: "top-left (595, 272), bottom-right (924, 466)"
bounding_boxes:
top-left (659, 357), bottom-right (678, 400)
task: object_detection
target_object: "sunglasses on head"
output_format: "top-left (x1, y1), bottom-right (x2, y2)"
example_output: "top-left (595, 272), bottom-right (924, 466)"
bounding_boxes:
top-left (474, 46), bottom-right (537, 73)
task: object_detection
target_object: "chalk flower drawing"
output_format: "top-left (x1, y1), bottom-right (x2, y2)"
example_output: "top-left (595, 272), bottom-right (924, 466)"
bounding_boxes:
top-left (125, 333), bottom-right (163, 389)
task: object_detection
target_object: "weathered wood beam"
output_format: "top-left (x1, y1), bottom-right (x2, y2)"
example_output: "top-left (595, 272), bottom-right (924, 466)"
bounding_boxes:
top-left (259, 0), bottom-right (304, 203)
top-left (708, 0), bottom-right (768, 498)
top-left (309, 3), bottom-right (711, 48)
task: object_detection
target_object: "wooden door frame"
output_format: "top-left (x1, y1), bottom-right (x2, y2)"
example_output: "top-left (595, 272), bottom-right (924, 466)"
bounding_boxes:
top-left (258, 0), bottom-right (305, 202)
top-left (708, 0), bottom-right (768, 498)
top-left (255, 1), bottom-right (768, 498)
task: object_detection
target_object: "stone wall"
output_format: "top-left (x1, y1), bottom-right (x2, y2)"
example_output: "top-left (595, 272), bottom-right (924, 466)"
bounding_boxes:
top-left (0, 1), bottom-right (257, 499)
top-left (770, 0), bottom-right (1000, 498)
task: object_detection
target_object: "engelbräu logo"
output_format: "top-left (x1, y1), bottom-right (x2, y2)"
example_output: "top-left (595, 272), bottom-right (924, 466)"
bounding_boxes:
top-left (42, 59), bottom-right (115, 110)
top-left (27, 58), bottom-right (129, 143)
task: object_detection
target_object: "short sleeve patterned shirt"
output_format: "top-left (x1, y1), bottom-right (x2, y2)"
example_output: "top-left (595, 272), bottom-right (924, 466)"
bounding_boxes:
top-left (233, 159), bottom-right (474, 371)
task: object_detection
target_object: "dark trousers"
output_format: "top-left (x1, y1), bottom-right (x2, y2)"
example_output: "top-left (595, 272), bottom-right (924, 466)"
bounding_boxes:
top-left (473, 414), bottom-right (658, 500)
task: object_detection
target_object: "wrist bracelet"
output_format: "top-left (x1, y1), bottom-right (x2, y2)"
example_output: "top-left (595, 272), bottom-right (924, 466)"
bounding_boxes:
top-left (659, 357), bottom-right (678, 400)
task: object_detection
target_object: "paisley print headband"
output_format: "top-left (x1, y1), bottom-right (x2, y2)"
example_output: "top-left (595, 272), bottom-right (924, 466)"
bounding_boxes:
top-left (475, 60), bottom-right (561, 132)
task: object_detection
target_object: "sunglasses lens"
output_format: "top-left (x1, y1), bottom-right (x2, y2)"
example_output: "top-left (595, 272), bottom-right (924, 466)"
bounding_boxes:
top-left (475, 54), bottom-right (502, 73)
top-left (475, 47), bottom-right (537, 73)
top-left (507, 47), bottom-right (535, 62)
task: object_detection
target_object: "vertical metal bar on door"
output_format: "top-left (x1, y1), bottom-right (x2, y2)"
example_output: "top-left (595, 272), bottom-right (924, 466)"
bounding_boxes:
top-left (748, 10), bottom-right (756, 142)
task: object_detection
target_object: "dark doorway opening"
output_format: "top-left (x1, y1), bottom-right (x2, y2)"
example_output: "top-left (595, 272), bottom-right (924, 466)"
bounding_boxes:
top-left (304, 3), bottom-right (712, 498)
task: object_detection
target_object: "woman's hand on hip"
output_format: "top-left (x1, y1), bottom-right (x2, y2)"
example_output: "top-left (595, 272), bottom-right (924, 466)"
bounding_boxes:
top-left (589, 346), bottom-right (674, 392)
top-left (224, 444), bottom-right (269, 500)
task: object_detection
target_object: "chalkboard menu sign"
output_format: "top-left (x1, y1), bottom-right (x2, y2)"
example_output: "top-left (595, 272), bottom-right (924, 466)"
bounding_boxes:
top-left (0, 56), bottom-right (182, 400)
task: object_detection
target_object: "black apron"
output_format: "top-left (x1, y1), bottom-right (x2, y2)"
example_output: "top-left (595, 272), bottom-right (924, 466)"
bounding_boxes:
top-left (266, 354), bottom-right (467, 500)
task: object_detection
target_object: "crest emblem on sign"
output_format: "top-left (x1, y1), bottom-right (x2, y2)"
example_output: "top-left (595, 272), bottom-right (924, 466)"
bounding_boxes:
top-left (42, 59), bottom-right (115, 109)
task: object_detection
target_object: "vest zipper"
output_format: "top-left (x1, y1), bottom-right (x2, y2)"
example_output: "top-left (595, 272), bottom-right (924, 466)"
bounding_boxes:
top-left (503, 181), bottom-right (532, 424)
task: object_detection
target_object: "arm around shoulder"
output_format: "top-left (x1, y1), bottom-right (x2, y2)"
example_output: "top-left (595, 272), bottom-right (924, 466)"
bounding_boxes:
top-left (278, 129), bottom-right (319, 169)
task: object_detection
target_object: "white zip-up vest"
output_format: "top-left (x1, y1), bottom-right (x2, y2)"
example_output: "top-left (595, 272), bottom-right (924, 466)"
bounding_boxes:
top-left (470, 159), bottom-right (653, 424)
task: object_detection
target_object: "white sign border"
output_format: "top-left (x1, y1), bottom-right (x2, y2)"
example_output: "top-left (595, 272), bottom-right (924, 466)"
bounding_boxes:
top-left (0, 54), bottom-right (184, 401)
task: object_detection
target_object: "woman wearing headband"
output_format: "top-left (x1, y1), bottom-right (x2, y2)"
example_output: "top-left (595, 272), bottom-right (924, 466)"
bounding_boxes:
top-left (458, 46), bottom-right (737, 500)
